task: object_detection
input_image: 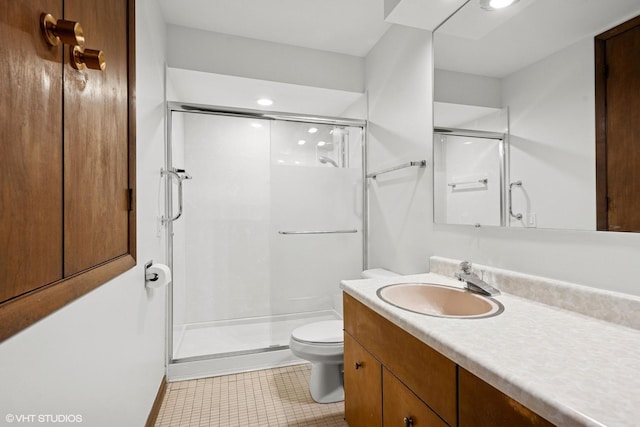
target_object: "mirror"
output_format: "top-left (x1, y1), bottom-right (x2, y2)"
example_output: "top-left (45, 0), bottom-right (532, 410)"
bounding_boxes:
top-left (433, 0), bottom-right (640, 231)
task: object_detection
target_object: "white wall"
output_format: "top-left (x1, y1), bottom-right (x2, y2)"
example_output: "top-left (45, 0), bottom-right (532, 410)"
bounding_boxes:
top-left (0, 1), bottom-right (168, 426)
top-left (167, 24), bottom-right (365, 93)
top-left (434, 69), bottom-right (502, 108)
top-left (366, 25), bottom-right (640, 297)
top-left (366, 24), bottom-right (433, 274)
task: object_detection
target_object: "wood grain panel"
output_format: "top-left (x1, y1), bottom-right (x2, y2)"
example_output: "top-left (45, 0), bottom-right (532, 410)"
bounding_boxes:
top-left (458, 367), bottom-right (555, 427)
top-left (0, 0), bottom-right (136, 342)
top-left (0, 0), bottom-right (64, 302)
top-left (344, 333), bottom-right (382, 427)
top-left (344, 293), bottom-right (457, 426)
top-left (595, 15), bottom-right (640, 232)
top-left (0, 254), bottom-right (135, 342)
top-left (63, 0), bottom-right (130, 274)
top-left (603, 19), bottom-right (640, 232)
top-left (383, 368), bottom-right (448, 427)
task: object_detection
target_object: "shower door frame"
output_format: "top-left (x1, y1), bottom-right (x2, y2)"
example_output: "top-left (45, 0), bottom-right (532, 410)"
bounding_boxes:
top-left (164, 101), bottom-right (368, 372)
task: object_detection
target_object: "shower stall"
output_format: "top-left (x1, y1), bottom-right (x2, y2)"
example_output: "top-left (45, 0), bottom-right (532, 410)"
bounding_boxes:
top-left (165, 103), bottom-right (366, 380)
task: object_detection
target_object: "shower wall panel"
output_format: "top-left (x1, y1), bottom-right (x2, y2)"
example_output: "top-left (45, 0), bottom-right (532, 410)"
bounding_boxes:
top-left (183, 114), bottom-right (271, 324)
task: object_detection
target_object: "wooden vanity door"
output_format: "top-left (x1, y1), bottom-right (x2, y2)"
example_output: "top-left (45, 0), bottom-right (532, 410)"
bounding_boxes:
top-left (0, 0), bottom-right (64, 301)
top-left (344, 333), bottom-right (382, 427)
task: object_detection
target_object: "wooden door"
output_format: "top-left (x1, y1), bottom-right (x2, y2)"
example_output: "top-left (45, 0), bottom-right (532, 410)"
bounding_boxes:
top-left (0, 0), bottom-right (64, 301)
top-left (596, 15), bottom-right (640, 232)
top-left (344, 333), bottom-right (382, 427)
top-left (63, 0), bottom-right (130, 274)
top-left (383, 368), bottom-right (448, 427)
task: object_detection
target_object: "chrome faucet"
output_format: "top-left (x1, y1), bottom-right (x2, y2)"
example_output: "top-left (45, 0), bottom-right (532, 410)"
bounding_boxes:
top-left (455, 261), bottom-right (500, 297)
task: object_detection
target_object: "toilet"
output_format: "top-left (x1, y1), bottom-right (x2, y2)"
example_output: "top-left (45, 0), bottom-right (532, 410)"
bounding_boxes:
top-left (289, 268), bottom-right (399, 403)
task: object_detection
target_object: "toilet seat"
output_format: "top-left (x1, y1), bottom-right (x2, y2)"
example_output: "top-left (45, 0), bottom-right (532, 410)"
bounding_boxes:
top-left (291, 320), bottom-right (343, 344)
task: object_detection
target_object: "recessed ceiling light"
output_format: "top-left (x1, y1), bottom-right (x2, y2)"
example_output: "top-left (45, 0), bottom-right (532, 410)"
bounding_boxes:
top-left (317, 141), bottom-right (326, 147)
top-left (251, 123), bottom-right (263, 128)
top-left (308, 127), bottom-right (318, 134)
top-left (480, 0), bottom-right (519, 11)
top-left (298, 140), bottom-right (306, 145)
top-left (256, 98), bottom-right (273, 106)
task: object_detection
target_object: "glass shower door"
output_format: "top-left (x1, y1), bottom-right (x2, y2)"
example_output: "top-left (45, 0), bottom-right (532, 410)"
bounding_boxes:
top-left (167, 108), bottom-right (364, 368)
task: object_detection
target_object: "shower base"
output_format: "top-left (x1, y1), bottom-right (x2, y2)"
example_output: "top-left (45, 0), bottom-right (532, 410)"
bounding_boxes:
top-left (168, 310), bottom-right (341, 381)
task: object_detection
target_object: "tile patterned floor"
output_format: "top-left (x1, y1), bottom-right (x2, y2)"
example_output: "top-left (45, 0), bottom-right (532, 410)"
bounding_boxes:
top-left (155, 364), bottom-right (348, 427)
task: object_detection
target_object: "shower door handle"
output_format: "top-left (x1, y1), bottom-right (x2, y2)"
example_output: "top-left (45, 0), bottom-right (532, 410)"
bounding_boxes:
top-left (162, 168), bottom-right (190, 224)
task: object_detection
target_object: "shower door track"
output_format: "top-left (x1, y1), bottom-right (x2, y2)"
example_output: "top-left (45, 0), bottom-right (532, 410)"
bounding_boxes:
top-left (165, 101), bottom-right (369, 375)
top-left (172, 345), bottom-right (291, 365)
top-left (168, 101), bottom-right (368, 127)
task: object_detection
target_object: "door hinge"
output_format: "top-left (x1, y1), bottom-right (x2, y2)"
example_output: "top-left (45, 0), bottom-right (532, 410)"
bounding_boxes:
top-left (127, 188), bottom-right (134, 211)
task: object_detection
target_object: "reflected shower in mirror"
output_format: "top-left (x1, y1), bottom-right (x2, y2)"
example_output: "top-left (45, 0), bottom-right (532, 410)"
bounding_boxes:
top-left (434, 130), bottom-right (505, 227)
top-left (433, 0), bottom-right (640, 231)
top-left (433, 104), bottom-right (508, 227)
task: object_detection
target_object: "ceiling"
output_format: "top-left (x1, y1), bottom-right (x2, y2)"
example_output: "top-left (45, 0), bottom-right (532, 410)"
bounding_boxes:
top-left (435, 0), bottom-right (640, 78)
top-left (158, 0), bottom-right (393, 57)
top-left (158, 0), bottom-right (640, 79)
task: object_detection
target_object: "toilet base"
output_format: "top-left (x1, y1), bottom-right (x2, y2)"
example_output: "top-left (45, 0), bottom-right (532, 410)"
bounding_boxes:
top-left (309, 362), bottom-right (344, 404)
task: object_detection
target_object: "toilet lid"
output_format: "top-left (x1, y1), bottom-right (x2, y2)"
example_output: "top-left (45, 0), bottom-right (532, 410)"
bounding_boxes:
top-left (291, 320), bottom-right (343, 344)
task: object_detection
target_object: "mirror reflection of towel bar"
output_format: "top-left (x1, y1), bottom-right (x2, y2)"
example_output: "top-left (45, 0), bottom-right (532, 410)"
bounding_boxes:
top-left (278, 229), bottom-right (358, 235)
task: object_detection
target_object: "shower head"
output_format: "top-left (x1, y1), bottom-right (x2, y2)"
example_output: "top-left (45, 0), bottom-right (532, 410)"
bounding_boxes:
top-left (318, 156), bottom-right (339, 168)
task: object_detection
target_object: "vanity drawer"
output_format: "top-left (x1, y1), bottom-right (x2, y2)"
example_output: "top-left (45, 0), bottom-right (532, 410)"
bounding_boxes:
top-left (344, 293), bottom-right (457, 426)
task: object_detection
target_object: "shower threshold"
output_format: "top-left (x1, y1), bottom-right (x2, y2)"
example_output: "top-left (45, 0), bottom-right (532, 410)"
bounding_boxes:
top-left (168, 309), bottom-right (341, 381)
top-left (173, 344), bottom-right (290, 364)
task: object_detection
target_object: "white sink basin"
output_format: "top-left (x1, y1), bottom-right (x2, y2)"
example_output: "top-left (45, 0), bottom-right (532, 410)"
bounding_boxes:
top-left (377, 283), bottom-right (504, 319)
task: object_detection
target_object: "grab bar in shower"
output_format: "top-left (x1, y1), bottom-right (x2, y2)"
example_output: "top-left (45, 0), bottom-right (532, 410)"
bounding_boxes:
top-left (509, 181), bottom-right (523, 220)
top-left (162, 167), bottom-right (192, 225)
top-left (278, 229), bottom-right (358, 235)
top-left (367, 160), bottom-right (426, 179)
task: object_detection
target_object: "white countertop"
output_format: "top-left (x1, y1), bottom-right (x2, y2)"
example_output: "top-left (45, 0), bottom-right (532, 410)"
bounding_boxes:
top-left (340, 272), bottom-right (640, 427)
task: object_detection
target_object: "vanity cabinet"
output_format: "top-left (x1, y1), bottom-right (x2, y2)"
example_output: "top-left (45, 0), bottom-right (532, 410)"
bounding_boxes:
top-left (0, 0), bottom-right (136, 341)
top-left (344, 293), bottom-right (456, 427)
top-left (343, 293), bottom-right (556, 427)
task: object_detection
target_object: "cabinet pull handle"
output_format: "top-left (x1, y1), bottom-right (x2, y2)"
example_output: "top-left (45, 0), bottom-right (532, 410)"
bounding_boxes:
top-left (403, 417), bottom-right (414, 427)
top-left (354, 362), bottom-right (362, 370)
top-left (71, 46), bottom-right (106, 71)
top-left (40, 13), bottom-right (85, 47)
